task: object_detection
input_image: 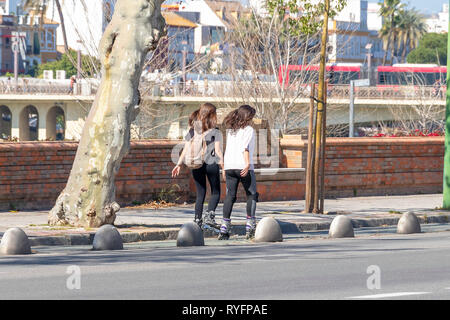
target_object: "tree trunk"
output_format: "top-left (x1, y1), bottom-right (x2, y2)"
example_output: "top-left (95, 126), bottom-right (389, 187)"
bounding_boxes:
top-left (312, 0), bottom-right (329, 214)
top-left (48, 0), bottom-right (166, 228)
top-left (382, 39), bottom-right (390, 66)
top-left (55, 0), bottom-right (69, 53)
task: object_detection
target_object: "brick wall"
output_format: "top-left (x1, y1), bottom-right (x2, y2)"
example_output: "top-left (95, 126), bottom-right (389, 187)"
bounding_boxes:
top-left (0, 137), bottom-right (444, 210)
top-left (0, 140), bottom-right (191, 210)
top-left (281, 136), bottom-right (445, 198)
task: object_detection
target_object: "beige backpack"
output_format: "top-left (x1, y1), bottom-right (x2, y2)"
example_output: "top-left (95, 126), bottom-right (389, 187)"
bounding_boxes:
top-left (184, 127), bottom-right (210, 169)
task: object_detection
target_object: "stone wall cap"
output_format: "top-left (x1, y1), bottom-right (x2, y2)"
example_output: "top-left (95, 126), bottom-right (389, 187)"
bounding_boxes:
top-left (280, 136), bottom-right (444, 148)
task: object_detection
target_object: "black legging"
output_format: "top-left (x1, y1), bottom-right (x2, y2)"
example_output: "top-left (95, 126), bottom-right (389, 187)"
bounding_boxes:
top-left (192, 163), bottom-right (221, 220)
top-left (222, 169), bottom-right (258, 220)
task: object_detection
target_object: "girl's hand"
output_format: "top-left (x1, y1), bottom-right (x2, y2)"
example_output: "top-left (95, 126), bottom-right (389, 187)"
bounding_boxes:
top-left (240, 165), bottom-right (250, 177)
top-left (172, 165), bottom-right (181, 178)
top-left (221, 169), bottom-right (226, 181)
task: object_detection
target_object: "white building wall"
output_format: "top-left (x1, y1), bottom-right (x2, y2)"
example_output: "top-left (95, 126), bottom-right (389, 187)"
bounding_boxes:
top-left (249, 0), bottom-right (268, 17)
top-left (179, 0), bottom-right (226, 29)
top-left (45, 0), bottom-right (116, 57)
top-left (367, 2), bottom-right (382, 31)
top-left (333, 0), bottom-right (362, 23)
top-left (5, 0), bottom-right (21, 15)
top-left (328, 0), bottom-right (387, 65)
top-left (426, 4), bottom-right (449, 33)
top-left (194, 26), bottom-right (202, 53)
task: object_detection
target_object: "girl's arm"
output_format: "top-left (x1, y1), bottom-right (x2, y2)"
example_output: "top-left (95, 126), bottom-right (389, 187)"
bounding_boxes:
top-left (240, 127), bottom-right (254, 177)
top-left (215, 141), bottom-right (226, 180)
top-left (240, 149), bottom-right (250, 177)
top-left (172, 142), bottom-right (187, 178)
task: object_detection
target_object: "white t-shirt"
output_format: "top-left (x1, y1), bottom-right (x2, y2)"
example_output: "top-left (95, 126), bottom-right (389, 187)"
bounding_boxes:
top-left (224, 126), bottom-right (255, 170)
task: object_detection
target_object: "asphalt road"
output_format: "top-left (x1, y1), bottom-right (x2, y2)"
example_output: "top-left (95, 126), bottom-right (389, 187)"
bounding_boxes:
top-left (1, 229), bottom-right (450, 300)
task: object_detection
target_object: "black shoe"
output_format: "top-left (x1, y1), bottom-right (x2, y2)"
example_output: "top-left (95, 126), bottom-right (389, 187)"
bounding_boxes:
top-left (204, 211), bottom-right (217, 226)
top-left (246, 228), bottom-right (255, 240)
top-left (246, 218), bottom-right (256, 240)
top-left (218, 220), bottom-right (231, 240)
top-left (194, 218), bottom-right (203, 229)
top-left (218, 232), bottom-right (230, 240)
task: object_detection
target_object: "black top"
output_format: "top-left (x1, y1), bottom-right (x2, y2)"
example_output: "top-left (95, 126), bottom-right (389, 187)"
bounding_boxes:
top-left (185, 127), bottom-right (223, 165)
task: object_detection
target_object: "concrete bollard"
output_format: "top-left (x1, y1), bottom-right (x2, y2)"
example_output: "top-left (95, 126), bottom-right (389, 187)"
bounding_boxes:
top-left (0, 228), bottom-right (32, 255)
top-left (255, 217), bottom-right (283, 243)
top-left (92, 225), bottom-right (124, 251)
top-left (177, 222), bottom-right (204, 247)
top-left (397, 212), bottom-right (421, 234)
top-left (329, 215), bottom-right (355, 238)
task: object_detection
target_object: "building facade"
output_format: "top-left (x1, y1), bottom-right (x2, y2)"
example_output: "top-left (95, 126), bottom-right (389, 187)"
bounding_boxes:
top-left (426, 4), bottom-right (449, 34)
top-left (150, 11), bottom-right (197, 71)
top-left (0, 12), bottom-right (59, 74)
top-left (0, 0), bottom-right (21, 16)
top-left (45, 0), bottom-right (116, 56)
top-left (177, 0), bottom-right (227, 54)
top-left (328, 0), bottom-right (388, 66)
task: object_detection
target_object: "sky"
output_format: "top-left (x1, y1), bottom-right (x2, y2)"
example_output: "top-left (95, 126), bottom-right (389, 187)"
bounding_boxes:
top-left (370, 0), bottom-right (447, 15)
top-left (172, 0), bottom-right (447, 16)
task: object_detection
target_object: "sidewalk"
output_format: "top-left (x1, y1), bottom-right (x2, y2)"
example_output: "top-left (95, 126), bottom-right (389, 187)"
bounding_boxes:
top-left (0, 194), bottom-right (449, 246)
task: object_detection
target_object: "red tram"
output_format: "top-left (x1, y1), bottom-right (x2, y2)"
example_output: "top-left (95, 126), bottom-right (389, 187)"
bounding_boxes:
top-left (279, 63), bottom-right (447, 87)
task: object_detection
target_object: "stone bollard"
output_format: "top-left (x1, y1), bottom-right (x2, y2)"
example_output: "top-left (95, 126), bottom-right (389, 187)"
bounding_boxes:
top-left (329, 215), bottom-right (355, 238)
top-left (177, 222), bottom-right (204, 247)
top-left (92, 225), bottom-right (124, 251)
top-left (397, 212), bottom-right (421, 234)
top-left (0, 228), bottom-right (32, 255)
top-left (255, 217), bottom-right (283, 243)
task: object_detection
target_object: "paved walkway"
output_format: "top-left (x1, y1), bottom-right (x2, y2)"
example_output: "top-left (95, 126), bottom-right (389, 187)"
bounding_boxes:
top-left (0, 194), bottom-right (448, 246)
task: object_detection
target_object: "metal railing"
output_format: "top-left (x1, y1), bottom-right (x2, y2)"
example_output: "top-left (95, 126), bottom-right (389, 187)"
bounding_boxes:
top-left (326, 85), bottom-right (446, 100)
top-left (0, 80), bottom-right (99, 96)
top-left (148, 83), bottom-right (446, 101)
top-left (0, 80), bottom-right (446, 101)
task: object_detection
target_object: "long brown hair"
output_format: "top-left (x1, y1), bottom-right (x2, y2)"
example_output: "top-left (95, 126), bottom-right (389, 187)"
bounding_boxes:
top-left (189, 103), bottom-right (217, 132)
top-left (224, 105), bottom-right (256, 131)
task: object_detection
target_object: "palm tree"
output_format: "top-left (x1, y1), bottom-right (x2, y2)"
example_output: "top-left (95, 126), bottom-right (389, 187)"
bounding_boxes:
top-left (378, 0), bottom-right (405, 65)
top-left (396, 8), bottom-right (427, 63)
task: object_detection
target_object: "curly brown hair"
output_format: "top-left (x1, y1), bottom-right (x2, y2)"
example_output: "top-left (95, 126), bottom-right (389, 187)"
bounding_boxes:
top-left (223, 105), bottom-right (256, 131)
top-left (188, 103), bottom-right (217, 132)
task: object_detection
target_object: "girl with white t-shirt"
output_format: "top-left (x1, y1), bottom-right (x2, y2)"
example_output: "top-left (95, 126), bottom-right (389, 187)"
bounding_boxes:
top-left (219, 105), bottom-right (258, 240)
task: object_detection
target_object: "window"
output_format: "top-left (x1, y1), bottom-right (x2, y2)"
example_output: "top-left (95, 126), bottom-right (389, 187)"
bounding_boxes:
top-left (46, 29), bottom-right (55, 50)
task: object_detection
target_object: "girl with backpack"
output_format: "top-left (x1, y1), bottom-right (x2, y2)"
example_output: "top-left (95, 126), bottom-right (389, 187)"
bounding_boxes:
top-left (172, 103), bottom-right (225, 228)
top-left (219, 105), bottom-right (258, 240)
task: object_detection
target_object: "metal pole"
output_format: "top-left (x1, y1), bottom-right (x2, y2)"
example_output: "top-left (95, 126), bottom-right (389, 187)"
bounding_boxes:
top-left (14, 47), bottom-right (19, 79)
top-left (349, 80), bottom-right (355, 137)
top-left (319, 81), bottom-right (328, 214)
top-left (77, 49), bottom-right (82, 79)
top-left (13, 40), bottom-right (19, 90)
top-left (182, 48), bottom-right (187, 94)
top-left (368, 47), bottom-right (372, 85)
top-left (77, 40), bottom-right (83, 79)
top-left (443, 0), bottom-right (450, 208)
top-left (304, 83), bottom-right (316, 213)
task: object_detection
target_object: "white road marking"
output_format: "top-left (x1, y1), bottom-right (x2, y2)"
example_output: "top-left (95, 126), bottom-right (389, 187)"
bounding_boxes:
top-left (348, 292), bottom-right (431, 299)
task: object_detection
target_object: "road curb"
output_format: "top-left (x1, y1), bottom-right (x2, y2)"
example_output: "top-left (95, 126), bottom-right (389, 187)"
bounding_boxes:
top-left (23, 213), bottom-right (450, 247)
